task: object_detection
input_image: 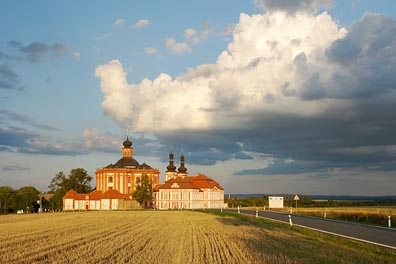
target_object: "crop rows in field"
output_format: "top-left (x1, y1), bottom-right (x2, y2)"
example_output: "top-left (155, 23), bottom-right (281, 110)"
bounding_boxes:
top-left (0, 211), bottom-right (257, 263)
top-left (0, 211), bottom-right (395, 263)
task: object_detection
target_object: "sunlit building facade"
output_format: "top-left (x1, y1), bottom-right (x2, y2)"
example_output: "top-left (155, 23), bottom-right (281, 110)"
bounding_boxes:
top-left (63, 136), bottom-right (225, 210)
top-left (153, 151), bottom-right (225, 210)
top-left (63, 136), bottom-right (159, 210)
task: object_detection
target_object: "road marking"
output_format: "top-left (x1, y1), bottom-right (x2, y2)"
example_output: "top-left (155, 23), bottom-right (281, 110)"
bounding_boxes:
top-left (237, 211), bottom-right (396, 251)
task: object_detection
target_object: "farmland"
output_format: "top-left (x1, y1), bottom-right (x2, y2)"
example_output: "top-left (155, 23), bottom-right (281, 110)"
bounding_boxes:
top-left (0, 211), bottom-right (395, 263)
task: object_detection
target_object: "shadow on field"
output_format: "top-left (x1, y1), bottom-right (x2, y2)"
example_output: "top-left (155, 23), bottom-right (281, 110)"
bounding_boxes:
top-left (214, 215), bottom-right (299, 263)
top-left (211, 211), bottom-right (396, 264)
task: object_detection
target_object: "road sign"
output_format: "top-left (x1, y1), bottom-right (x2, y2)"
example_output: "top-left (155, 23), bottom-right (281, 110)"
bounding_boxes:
top-left (293, 195), bottom-right (300, 201)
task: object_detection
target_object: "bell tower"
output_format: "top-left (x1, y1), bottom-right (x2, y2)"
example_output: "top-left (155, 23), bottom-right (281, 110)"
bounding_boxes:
top-left (178, 152), bottom-right (187, 178)
top-left (122, 130), bottom-right (133, 158)
top-left (166, 147), bottom-right (177, 181)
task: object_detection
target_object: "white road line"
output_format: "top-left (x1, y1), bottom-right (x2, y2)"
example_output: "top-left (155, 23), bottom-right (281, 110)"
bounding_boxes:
top-left (238, 211), bottom-right (396, 251)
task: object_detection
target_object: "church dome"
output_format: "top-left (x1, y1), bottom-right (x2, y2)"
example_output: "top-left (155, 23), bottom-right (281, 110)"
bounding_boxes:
top-left (107, 157), bottom-right (140, 168)
top-left (123, 137), bottom-right (132, 148)
top-left (167, 162), bottom-right (176, 172)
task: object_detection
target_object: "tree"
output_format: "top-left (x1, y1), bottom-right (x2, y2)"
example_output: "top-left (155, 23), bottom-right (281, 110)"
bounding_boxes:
top-left (132, 174), bottom-right (152, 208)
top-left (48, 172), bottom-right (66, 193)
top-left (47, 168), bottom-right (93, 210)
top-left (49, 189), bottom-right (66, 211)
top-left (14, 186), bottom-right (39, 213)
top-left (67, 168), bottom-right (93, 193)
top-left (0, 186), bottom-right (15, 214)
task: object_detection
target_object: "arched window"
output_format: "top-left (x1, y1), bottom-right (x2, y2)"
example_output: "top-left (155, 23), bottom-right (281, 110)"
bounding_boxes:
top-left (108, 176), bottom-right (113, 183)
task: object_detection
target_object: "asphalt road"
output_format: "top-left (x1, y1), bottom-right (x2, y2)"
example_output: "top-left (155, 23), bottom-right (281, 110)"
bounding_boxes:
top-left (224, 209), bottom-right (396, 250)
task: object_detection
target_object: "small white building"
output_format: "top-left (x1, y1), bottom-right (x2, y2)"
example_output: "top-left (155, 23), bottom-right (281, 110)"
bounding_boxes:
top-left (63, 189), bottom-right (132, 210)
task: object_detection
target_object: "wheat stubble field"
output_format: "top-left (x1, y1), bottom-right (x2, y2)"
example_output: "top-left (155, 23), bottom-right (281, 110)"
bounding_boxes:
top-left (0, 211), bottom-right (395, 263)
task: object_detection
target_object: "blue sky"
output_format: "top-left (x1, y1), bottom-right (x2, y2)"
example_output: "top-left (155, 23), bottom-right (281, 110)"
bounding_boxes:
top-left (1, 0), bottom-right (396, 195)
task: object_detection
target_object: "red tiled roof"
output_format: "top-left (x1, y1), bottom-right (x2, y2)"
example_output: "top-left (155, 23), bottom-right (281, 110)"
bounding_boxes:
top-left (89, 190), bottom-right (104, 200)
top-left (154, 174), bottom-right (224, 191)
top-left (103, 189), bottom-right (130, 200)
top-left (63, 189), bottom-right (78, 198)
top-left (192, 174), bottom-right (224, 190)
top-left (63, 189), bottom-right (130, 200)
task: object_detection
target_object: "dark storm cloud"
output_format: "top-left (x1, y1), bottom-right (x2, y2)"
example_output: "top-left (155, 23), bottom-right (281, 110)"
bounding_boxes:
top-left (235, 160), bottom-right (333, 176)
top-left (0, 52), bottom-right (20, 61)
top-left (20, 42), bottom-right (50, 63)
top-left (151, 90), bottom-right (396, 174)
top-left (3, 41), bottom-right (70, 63)
top-left (0, 64), bottom-right (23, 90)
top-left (301, 13), bottom-right (396, 100)
top-left (0, 126), bottom-right (83, 156)
top-left (52, 43), bottom-right (69, 58)
top-left (0, 109), bottom-right (60, 131)
top-left (255, 0), bottom-right (332, 14)
top-left (7, 41), bottom-right (22, 48)
top-left (0, 165), bottom-right (30, 171)
top-left (155, 130), bottom-right (246, 165)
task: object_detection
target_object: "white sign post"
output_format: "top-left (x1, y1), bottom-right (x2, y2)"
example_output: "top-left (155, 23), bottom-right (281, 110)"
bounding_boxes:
top-left (269, 196), bottom-right (284, 209)
top-left (293, 195), bottom-right (300, 214)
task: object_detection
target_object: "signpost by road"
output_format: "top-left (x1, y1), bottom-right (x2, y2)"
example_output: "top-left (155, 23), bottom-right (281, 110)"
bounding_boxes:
top-left (293, 195), bottom-right (300, 214)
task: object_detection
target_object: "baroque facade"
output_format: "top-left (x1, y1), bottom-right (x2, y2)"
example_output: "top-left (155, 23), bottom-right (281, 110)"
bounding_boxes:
top-left (63, 136), bottom-right (159, 210)
top-left (63, 136), bottom-right (225, 210)
top-left (153, 151), bottom-right (225, 210)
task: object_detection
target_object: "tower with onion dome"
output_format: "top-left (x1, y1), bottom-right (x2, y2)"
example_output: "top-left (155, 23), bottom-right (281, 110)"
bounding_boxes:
top-left (95, 134), bottom-right (160, 195)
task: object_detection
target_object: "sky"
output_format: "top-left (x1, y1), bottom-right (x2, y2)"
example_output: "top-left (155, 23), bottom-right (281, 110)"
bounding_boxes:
top-left (1, 0), bottom-right (396, 195)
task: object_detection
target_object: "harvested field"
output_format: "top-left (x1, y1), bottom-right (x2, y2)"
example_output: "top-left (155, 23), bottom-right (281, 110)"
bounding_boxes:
top-left (0, 211), bottom-right (395, 263)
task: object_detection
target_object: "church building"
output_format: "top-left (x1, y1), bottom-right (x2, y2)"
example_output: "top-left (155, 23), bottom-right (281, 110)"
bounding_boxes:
top-left (153, 151), bottom-right (225, 210)
top-left (95, 136), bottom-right (160, 194)
top-left (63, 135), bottom-right (225, 210)
top-left (63, 136), bottom-right (160, 210)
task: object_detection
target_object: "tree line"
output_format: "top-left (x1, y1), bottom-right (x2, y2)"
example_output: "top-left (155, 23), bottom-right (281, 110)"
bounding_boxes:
top-left (225, 195), bottom-right (396, 208)
top-left (0, 168), bottom-right (93, 213)
top-left (0, 168), bottom-right (153, 213)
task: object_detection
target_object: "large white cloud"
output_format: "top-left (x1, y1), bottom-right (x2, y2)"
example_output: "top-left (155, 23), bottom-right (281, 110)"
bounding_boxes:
top-left (96, 10), bottom-right (348, 132)
top-left (95, 10), bottom-right (396, 145)
top-left (93, 8), bottom-right (396, 178)
top-left (254, 0), bottom-right (333, 14)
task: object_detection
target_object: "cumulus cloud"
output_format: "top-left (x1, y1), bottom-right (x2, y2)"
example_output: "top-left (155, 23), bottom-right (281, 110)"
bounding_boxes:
top-left (254, 0), bottom-right (333, 14)
top-left (81, 127), bottom-right (162, 158)
top-left (132, 19), bottom-right (149, 29)
top-left (144, 47), bottom-right (157, 54)
top-left (114, 18), bottom-right (125, 27)
top-left (95, 10), bottom-right (396, 170)
top-left (184, 24), bottom-right (214, 44)
top-left (220, 24), bottom-right (235, 36)
top-left (184, 28), bottom-right (197, 39)
top-left (73, 51), bottom-right (81, 60)
top-left (82, 128), bottom-right (120, 153)
top-left (165, 38), bottom-right (191, 54)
